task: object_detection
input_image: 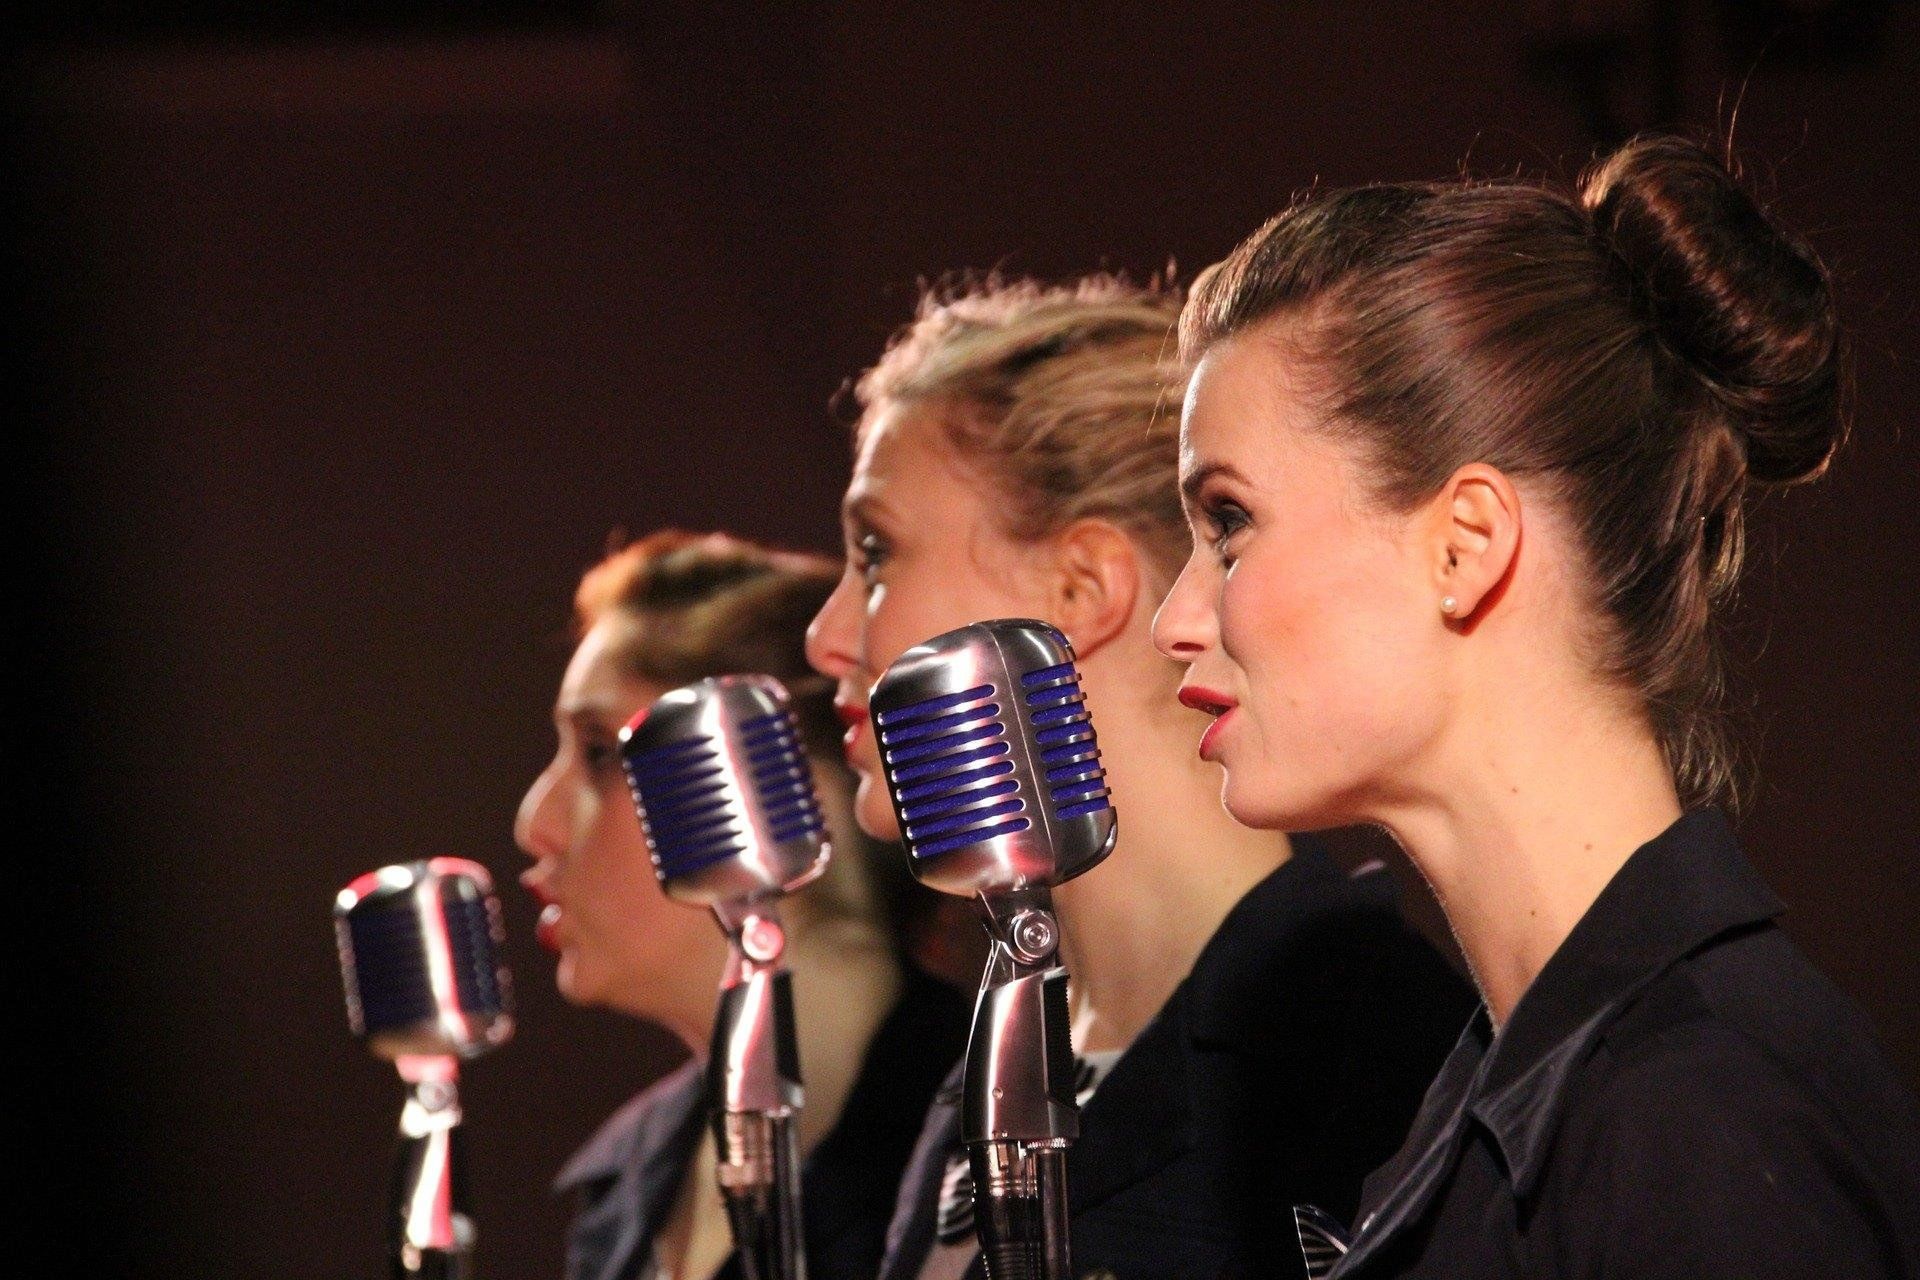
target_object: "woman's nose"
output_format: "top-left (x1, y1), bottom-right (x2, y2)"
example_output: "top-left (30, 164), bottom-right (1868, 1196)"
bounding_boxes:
top-left (805, 570), bottom-right (862, 680)
top-left (514, 760), bottom-right (567, 861)
top-left (1151, 554), bottom-right (1216, 661)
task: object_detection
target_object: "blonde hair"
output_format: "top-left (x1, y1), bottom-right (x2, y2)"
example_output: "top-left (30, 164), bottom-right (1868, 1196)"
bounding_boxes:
top-left (856, 274), bottom-right (1189, 585)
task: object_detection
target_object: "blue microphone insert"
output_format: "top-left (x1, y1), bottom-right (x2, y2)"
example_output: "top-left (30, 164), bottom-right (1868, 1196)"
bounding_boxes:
top-left (1021, 661), bottom-right (1111, 819)
top-left (875, 681), bottom-right (1034, 858)
top-left (623, 734), bottom-right (746, 877)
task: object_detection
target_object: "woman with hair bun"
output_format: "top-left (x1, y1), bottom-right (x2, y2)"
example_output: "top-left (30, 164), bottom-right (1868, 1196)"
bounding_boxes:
top-left (1154, 135), bottom-right (1920, 1277)
top-left (807, 277), bottom-right (1473, 1280)
top-left (516, 529), bottom-right (968, 1280)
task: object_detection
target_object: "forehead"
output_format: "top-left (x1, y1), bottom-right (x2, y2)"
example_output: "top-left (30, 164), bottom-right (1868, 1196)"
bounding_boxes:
top-left (848, 401), bottom-right (986, 506)
top-left (560, 616), bottom-right (661, 711)
top-left (1179, 332), bottom-right (1361, 504)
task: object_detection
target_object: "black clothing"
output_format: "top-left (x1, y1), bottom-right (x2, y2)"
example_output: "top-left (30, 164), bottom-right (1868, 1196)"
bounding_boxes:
top-left (880, 841), bottom-right (1476, 1280)
top-left (558, 965), bottom-right (969, 1280)
top-left (1328, 809), bottom-right (1920, 1279)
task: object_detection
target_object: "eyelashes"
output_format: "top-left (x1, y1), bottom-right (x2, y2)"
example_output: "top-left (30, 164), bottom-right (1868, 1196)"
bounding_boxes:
top-left (1200, 498), bottom-right (1251, 560)
top-left (580, 735), bottom-right (622, 777)
top-left (854, 532), bottom-right (890, 585)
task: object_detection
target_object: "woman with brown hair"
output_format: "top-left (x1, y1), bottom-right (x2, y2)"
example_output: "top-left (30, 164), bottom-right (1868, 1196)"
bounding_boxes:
top-left (805, 277), bottom-right (1473, 1280)
top-left (516, 529), bottom-right (968, 1280)
top-left (1153, 135), bottom-right (1920, 1276)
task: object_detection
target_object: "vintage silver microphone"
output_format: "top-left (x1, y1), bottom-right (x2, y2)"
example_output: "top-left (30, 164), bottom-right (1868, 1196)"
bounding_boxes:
top-left (870, 619), bottom-right (1117, 1280)
top-left (334, 858), bottom-right (513, 1280)
top-left (619, 675), bottom-right (830, 1280)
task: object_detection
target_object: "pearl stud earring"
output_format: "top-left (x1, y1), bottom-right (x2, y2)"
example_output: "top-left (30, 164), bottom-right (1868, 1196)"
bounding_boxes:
top-left (1440, 596), bottom-right (1459, 616)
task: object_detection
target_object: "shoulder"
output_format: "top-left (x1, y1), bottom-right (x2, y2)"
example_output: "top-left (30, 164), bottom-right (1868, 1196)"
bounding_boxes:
top-left (554, 1057), bottom-right (703, 1195)
top-left (1596, 924), bottom-right (1920, 1156)
top-left (1544, 954), bottom-right (1920, 1277)
top-left (1186, 843), bottom-right (1473, 1056)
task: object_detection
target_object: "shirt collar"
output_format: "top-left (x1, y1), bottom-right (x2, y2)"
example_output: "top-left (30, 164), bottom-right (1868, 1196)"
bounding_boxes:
top-left (553, 1057), bottom-right (705, 1195)
top-left (1467, 807), bottom-right (1782, 1197)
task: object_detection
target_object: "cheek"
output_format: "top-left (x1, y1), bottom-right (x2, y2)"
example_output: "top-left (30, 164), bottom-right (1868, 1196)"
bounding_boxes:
top-left (870, 548), bottom-right (1040, 673)
top-left (1216, 546), bottom-right (1440, 816)
top-left (577, 788), bottom-right (661, 922)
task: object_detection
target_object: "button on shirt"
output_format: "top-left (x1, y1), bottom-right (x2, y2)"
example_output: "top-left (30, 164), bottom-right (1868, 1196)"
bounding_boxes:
top-left (1328, 809), bottom-right (1920, 1279)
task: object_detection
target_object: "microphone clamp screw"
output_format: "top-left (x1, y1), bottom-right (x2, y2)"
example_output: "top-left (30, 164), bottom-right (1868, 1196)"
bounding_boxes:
top-left (1007, 908), bottom-right (1059, 964)
top-left (740, 915), bottom-right (786, 965)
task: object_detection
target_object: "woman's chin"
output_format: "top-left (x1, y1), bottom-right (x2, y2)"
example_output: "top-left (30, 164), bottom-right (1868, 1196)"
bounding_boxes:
top-left (854, 774), bottom-right (903, 842)
top-left (553, 953), bottom-right (596, 1007)
top-left (1221, 771), bottom-right (1318, 833)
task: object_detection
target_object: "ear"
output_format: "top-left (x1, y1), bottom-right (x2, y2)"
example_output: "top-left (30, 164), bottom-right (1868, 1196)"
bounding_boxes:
top-left (1428, 463), bottom-right (1521, 625)
top-left (1045, 518), bottom-right (1142, 659)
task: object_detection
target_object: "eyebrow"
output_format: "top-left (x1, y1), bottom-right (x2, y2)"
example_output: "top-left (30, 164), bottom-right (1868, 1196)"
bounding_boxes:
top-left (557, 699), bottom-right (633, 729)
top-left (1180, 460), bottom-right (1250, 505)
top-left (843, 490), bottom-right (902, 532)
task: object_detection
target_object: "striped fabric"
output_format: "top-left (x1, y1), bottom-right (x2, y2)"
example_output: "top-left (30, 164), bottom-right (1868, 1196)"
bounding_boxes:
top-left (1292, 1203), bottom-right (1352, 1279)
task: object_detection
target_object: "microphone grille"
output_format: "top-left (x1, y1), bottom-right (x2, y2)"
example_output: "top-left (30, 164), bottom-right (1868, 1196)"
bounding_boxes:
top-left (874, 682), bottom-right (1031, 859)
top-left (739, 707), bottom-right (830, 845)
top-left (872, 619), bottom-right (1116, 893)
top-left (334, 859), bottom-right (513, 1060)
top-left (1019, 660), bottom-right (1112, 820)
top-left (620, 675), bottom-right (829, 900)
top-left (622, 731), bottom-right (745, 879)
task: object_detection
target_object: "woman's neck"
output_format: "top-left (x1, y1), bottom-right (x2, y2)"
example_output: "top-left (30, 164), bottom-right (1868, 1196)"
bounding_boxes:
top-left (651, 914), bottom-right (899, 1280)
top-left (1052, 678), bottom-right (1291, 1055)
top-left (1383, 683), bottom-right (1682, 1028)
top-left (781, 913), bottom-right (903, 1147)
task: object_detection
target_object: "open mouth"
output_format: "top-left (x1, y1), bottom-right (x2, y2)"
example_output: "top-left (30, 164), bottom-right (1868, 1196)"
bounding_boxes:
top-left (1178, 685), bottom-right (1237, 718)
top-left (536, 902), bottom-right (563, 953)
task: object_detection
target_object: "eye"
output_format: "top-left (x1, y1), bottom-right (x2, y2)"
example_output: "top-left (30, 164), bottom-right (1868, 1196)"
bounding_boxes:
top-left (580, 733), bottom-right (623, 780)
top-left (1201, 497), bottom-right (1252, 562)
top-left (854, 532), bottom-right (891, 587)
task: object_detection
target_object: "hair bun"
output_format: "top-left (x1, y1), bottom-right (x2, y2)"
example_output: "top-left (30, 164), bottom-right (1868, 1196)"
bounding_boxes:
top-left (1580, 134), bottom-right (1844, 485)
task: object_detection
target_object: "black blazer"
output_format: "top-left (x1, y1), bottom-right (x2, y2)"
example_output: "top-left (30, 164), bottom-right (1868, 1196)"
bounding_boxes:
top-left (558, 965), bottom-right (969, 1280)
top-left (879, 841), bottom-right (1475, 1280)
top-left (1327, 809), bottom-right (1920, 1279)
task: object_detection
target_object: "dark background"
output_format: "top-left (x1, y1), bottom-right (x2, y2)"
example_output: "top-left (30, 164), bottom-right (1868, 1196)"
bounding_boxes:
top-left (9, 3), bottom-right (1917, 1276)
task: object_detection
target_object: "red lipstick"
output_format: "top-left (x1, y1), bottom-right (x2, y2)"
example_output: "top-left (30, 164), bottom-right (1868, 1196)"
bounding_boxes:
top-left (834, 698), bottom-right (871, 760)
top-left (521, 872), bottom-right (561, 952)
top-left (1178, 685), bottom-right (1238, 760)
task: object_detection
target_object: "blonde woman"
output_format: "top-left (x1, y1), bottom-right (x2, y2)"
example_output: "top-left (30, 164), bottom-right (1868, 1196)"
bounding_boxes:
top-left (806, 278), bottom-right (1474, 1280)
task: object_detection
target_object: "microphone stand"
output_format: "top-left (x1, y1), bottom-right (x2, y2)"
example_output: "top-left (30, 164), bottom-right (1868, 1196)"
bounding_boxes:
top-left (389, 1055), bottom-right (474, 1280)
top-left (965, 887), bottom-right (1078, 1280)
top-left (708, 901), bottom-right (807, 1280)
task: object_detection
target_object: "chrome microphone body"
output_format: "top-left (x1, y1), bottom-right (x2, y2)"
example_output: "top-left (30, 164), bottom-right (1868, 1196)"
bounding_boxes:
top-left (871, 619), bottom-right (1117, 1280)
top-left (335, 858), bottom-right (513, 1280)
top-left (620, 675), bottom-right (829, 1280)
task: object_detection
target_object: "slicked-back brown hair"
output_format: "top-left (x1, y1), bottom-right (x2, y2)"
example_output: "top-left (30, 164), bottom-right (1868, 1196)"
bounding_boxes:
top-left (1183, 136), bottom-right (1845, 808)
